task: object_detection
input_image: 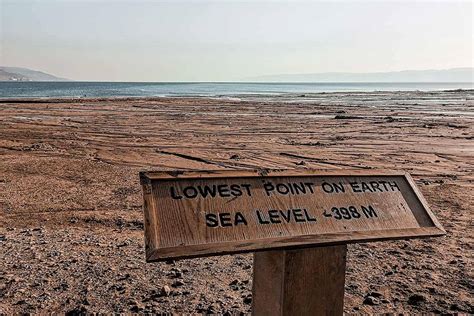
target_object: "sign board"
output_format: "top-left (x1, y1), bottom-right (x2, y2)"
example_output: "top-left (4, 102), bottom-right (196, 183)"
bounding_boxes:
top-left (140, 169), bottom-right (445, 262)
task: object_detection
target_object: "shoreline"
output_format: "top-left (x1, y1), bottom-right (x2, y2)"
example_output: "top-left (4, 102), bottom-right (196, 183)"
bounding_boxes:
top-left (1, 87), bottom-right (473, 100)
top-left (1, 81), bottom-right (473, 101)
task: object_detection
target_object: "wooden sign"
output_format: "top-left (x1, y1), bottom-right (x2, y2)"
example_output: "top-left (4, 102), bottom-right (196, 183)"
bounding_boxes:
top-left (140, 169), bottom-right (445, 262)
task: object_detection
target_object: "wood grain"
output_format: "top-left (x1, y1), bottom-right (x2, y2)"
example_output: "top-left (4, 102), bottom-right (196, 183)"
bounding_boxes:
top-left (252, 245), bottom-right (347, 316)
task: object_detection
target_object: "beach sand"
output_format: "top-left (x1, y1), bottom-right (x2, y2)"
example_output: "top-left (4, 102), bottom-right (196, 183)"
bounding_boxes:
top-left (0, 91), bottom-right (473, 313)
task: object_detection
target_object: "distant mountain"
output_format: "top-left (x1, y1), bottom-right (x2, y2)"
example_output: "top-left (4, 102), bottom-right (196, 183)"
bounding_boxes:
top-left (247, 67), bottom-right (474, 83)
top-left (0, 67), bottom-right (69, 81)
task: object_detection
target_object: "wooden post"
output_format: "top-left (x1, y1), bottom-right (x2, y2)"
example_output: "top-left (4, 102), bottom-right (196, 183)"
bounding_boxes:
top-left (252, 245), bottom-right (347, 316)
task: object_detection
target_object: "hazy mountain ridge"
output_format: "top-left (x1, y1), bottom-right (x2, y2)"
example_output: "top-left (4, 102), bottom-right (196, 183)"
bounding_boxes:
top-left (0, 67), bottom-right (69, 81)
top-left (2, 66), bottom-right (472, 83)
top-left (247, 67), bottom-right (474, 83)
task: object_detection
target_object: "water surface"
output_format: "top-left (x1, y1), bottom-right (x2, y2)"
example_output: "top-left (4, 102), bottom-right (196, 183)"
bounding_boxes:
top-left (0, 81), bottom-right (472, 99)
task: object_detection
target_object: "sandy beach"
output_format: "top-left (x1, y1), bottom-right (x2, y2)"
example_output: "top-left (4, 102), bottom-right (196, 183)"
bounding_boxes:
top-left (0, 91), bottom-right (473, 313)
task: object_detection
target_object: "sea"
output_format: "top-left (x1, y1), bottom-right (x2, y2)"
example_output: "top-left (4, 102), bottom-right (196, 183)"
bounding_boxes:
top-left (0, 81), bottom-right (472, 100)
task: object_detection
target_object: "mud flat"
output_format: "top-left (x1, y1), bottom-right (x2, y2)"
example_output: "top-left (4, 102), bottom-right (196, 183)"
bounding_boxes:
top-left (0, 91), bottom-right (473, 313)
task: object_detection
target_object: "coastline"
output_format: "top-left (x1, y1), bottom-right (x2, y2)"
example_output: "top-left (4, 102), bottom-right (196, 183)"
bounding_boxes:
top-left (0, 91), bottom-right (473, 313)
top-left (1, 80), bottom-right (473, 100)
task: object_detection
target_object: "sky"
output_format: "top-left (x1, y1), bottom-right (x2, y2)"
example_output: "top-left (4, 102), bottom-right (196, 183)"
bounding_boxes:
top-left (1, 0), bottom-right (473, 81)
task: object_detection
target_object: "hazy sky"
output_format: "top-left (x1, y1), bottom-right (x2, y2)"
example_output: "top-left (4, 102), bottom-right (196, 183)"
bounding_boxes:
top-left (1, 0), bottom-right (472, 81)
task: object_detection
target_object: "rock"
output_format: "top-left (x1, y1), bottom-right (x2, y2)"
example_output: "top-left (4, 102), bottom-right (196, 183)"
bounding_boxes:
top-left (207, 303), bottom-right (218, 314)
top-left (296, 160), bottom-right (306, 166)
top-left (230, 282), bottom-right (240, 291)
top-left (116, 240), bottom-right (130, 248)
top-left (363, 296), bottom-right (380, 305)
top-left (160, 285), bottom-right (171, 297)
top-left (243, 295), bottom-right (252, 305)
top-left (65, 306), bottom-right (87, 315)
top-left (450, 303), bottom-right (460, 311)
top-left (172, 280), bottom-right (184, 287)
top-left (447, 123), bottom-right (468, 129)
top-left (129, 300), bottom-right (145, 312)
top-left (334, 115), bottom-right (358, 119)
top-left (407, 294), bottom-right (425, 306)
top-left (168, 268), bottom-right (182, 278)
top-left (229, 279), bottom-right (239, 286)
top-left (367, 291), bottom-right (383, 298)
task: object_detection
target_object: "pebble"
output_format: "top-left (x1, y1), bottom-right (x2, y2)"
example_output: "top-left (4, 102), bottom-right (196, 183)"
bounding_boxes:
top-left (129, 300), bottom-right (144, 312)
top-left (171, 280), bottom-right (184, 287)
top-left (450, 303), bottom-right (460, 311)
top-left (160, 285), bottom-right (171, 297)
top-left (229, 280), bottom-right (239, 286)
top-left (363, 296), bottom-right (380, 305)
top-left (168, 268), bottom-right (182, 278)
top-left (367, 291), bottom-right (383, 298)
top-left (207, 303), bottom-right (218, 314)
top-left (408, 294), bottom-right (425, 306)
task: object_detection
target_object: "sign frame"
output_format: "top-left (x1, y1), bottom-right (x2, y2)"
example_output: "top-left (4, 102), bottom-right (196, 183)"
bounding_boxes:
top-left (140, 169), bottom-right (445, 262)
